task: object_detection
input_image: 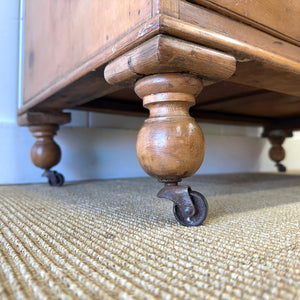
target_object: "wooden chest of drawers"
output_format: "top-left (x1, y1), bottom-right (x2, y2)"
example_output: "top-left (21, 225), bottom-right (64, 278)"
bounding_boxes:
top-left (19, 0), bottom-right (300, 226)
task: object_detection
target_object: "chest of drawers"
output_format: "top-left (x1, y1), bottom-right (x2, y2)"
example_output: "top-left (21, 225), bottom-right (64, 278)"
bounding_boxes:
top-left (19, 0), bottom-right (300, 226)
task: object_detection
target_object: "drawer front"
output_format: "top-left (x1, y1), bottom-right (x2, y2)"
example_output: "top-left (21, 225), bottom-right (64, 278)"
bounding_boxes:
top-left (191, 0), bottom-right (300, 45)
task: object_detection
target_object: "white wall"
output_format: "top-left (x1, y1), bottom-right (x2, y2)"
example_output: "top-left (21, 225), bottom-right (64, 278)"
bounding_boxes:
top-left (0, 0), bottom-right (19, 124)
top-left (1, 0), bottom-right (299, 185)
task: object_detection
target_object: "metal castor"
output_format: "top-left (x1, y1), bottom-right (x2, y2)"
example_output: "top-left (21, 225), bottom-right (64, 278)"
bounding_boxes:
top-left (43, 170), bottom-right (65, 187)
top-left (276, 162), bottom-right (286, 173)
top-left (173, 190), bottom-right (208, 227)
top-left (157, 184), bottom-right (208, 227)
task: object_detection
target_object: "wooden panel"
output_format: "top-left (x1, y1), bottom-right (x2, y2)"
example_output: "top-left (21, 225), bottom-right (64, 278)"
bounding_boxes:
top-left (159, 2), bottom-right (300, 96)
top-left (177, 2), bottom-right (300, 64)
top-left (77, 80), bottom-right (300, 118)
top-left (104, 81), bottom-right (261, 104)
top-left (93, 81), bottom-right (300, 118)
top-left (22, 0), bottom-right (300, 127)
top-left (152, 0), bottom-right (180, 17)
top-left (191, 0), bottom-right (300, 45)
top-left (195, 81), bottom-right (261, 105)
top-left (194, 81), bottom-right (300, 118)
top-left (31, 67), bottom-right (122, 110)
top-left (228, 61), bottom-right (300, 97)
top-left (20, 16), bottom-right (160, 115)
top-left (197, 91), bottom-right (300, 118)
top-left (104, 35), bottom-right (236, 86)
top-left (18, 112), bottom-right (71, 126)
top-left (74, 78), bottom-right (300, 129)
top-left (24, 0), bottom-right (152, 103)
top-left (76, 97), bottom-right (274, 127)
top-left (77, 94), bottom-right (300, 130)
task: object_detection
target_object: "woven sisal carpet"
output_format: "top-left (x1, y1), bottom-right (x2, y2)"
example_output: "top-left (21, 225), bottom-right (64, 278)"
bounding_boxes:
top-left (0, 173), bottom-right (299, 299)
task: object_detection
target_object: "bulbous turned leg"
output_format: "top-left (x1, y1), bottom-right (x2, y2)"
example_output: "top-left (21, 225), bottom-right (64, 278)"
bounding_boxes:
top-left (263, 129), bottom-right (292, 173)
top-left (135, 73), bottom-right (208, 226)
top-left (29, 124), bottom-right (65, 186)
top-left (268, 136), bottom-right (286, 172)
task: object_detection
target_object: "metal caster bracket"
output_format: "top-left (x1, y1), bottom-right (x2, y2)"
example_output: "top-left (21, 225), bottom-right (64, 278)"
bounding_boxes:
top-left (157, 184), bottom-right (208, 227)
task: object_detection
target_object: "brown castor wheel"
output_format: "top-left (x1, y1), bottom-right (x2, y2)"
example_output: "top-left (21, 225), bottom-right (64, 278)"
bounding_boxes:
top-left (173, 190), bottom-right (208, 227)
top-left (43, 170), bottom-right (65, 187)
top-left (158, 184), bottom-right (208, 227)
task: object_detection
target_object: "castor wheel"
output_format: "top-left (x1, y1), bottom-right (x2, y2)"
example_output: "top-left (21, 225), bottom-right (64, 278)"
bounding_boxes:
top-left (276, 162), bottom-right (286, 173)
top-left (43, 170), bottom-right (65, 187)
top-left (48, 172), bottom-right (65, 187)
top-left (157, 184), bottom-right (208, 227)
top-left (173, 190), bottom-right (208, 227)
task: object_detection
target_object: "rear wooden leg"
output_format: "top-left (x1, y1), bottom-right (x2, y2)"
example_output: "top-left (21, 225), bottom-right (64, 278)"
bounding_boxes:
top-left (29, 124), bottom-right (65, 186)
top-left (263, 129), bottom-right (293, 173)
top-left (18, 111), bottom-right (70, 186)
top-left (135, 73), bottom-right (208, 226)
top-left (268, 136), bottom-right (286, 172)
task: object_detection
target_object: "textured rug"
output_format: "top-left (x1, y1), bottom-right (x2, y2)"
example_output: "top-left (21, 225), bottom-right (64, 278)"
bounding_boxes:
top-left (0, 173), bottom-right (299, 299)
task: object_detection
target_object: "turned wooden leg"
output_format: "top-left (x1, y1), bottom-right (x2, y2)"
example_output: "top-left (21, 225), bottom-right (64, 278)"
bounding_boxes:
top-left (104, 34), bottom-right (237, 225)
top-left (18, 111), bottom-right (70, 186)
top-left (263, 129), bottom-right (293, 173)
top-left (268, 136), bottom-right (286, 172)
top-left (29, 124), bottom-right (65, 186)
top-left (135, 73), bottom-right (208, 226)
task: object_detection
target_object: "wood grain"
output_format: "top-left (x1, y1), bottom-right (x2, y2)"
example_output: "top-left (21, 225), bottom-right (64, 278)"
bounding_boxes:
top-left (29, 125), bottom-right (61, 170)
top-left (18, 112), bottom-right (71, 126)
top-left (159, 3), bottom-right (300, 96)
top-left (19, 14), bottom-right (161, 115)
top-left (228, 61), bottom-right (300, 97)
top-left (134, 73), bottom-right (203, 98)
top-left (21, 0), bottom-right (300, 133)
top-left (27, 67), bottom-right (123, 111)
top-left (23, 0), bottom-right (154, 105)
top-left (22, 0), bottom-right (300, 116)
top-left (197, 90), bottom-right (300, 118)
top-left (152, 0), bottom-right (179, 17)
top-left (76, 80), bottom-right (300, 126)
top-left (75, 97), bottom-right (275, 127)
top-left (191, 0), bottom-right (300, 46)
top-left (135, 73), bottom-right (205, 182)
top-left (177, 2), bottom-right (300, 64)
top-left (104, 34), bottom-right (236, 86)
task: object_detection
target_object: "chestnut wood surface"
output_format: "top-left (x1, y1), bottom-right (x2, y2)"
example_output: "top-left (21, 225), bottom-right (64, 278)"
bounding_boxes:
top-left (78, 81), bottom-right (300, 119)
top-left (191, 0), bottom-right (300, 46)
top-left (20, 0), bottom-right (300, 132)
top-left (152, 0), bottom-right (180, 17)
top-left (170, 2), bottom-right (300, 97)
top-left (24, 0), bottom-right (152, 102)
top-left (104, 35), bottom-right (236, 86)
top-left (29, 125), bottom-right (61, 170)
top-left (135, 74), bottom-right (205, 182)
top-left (22, 0), bottom-right (157, 112)
top-left (18, 112), bottom-right (71, 126)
